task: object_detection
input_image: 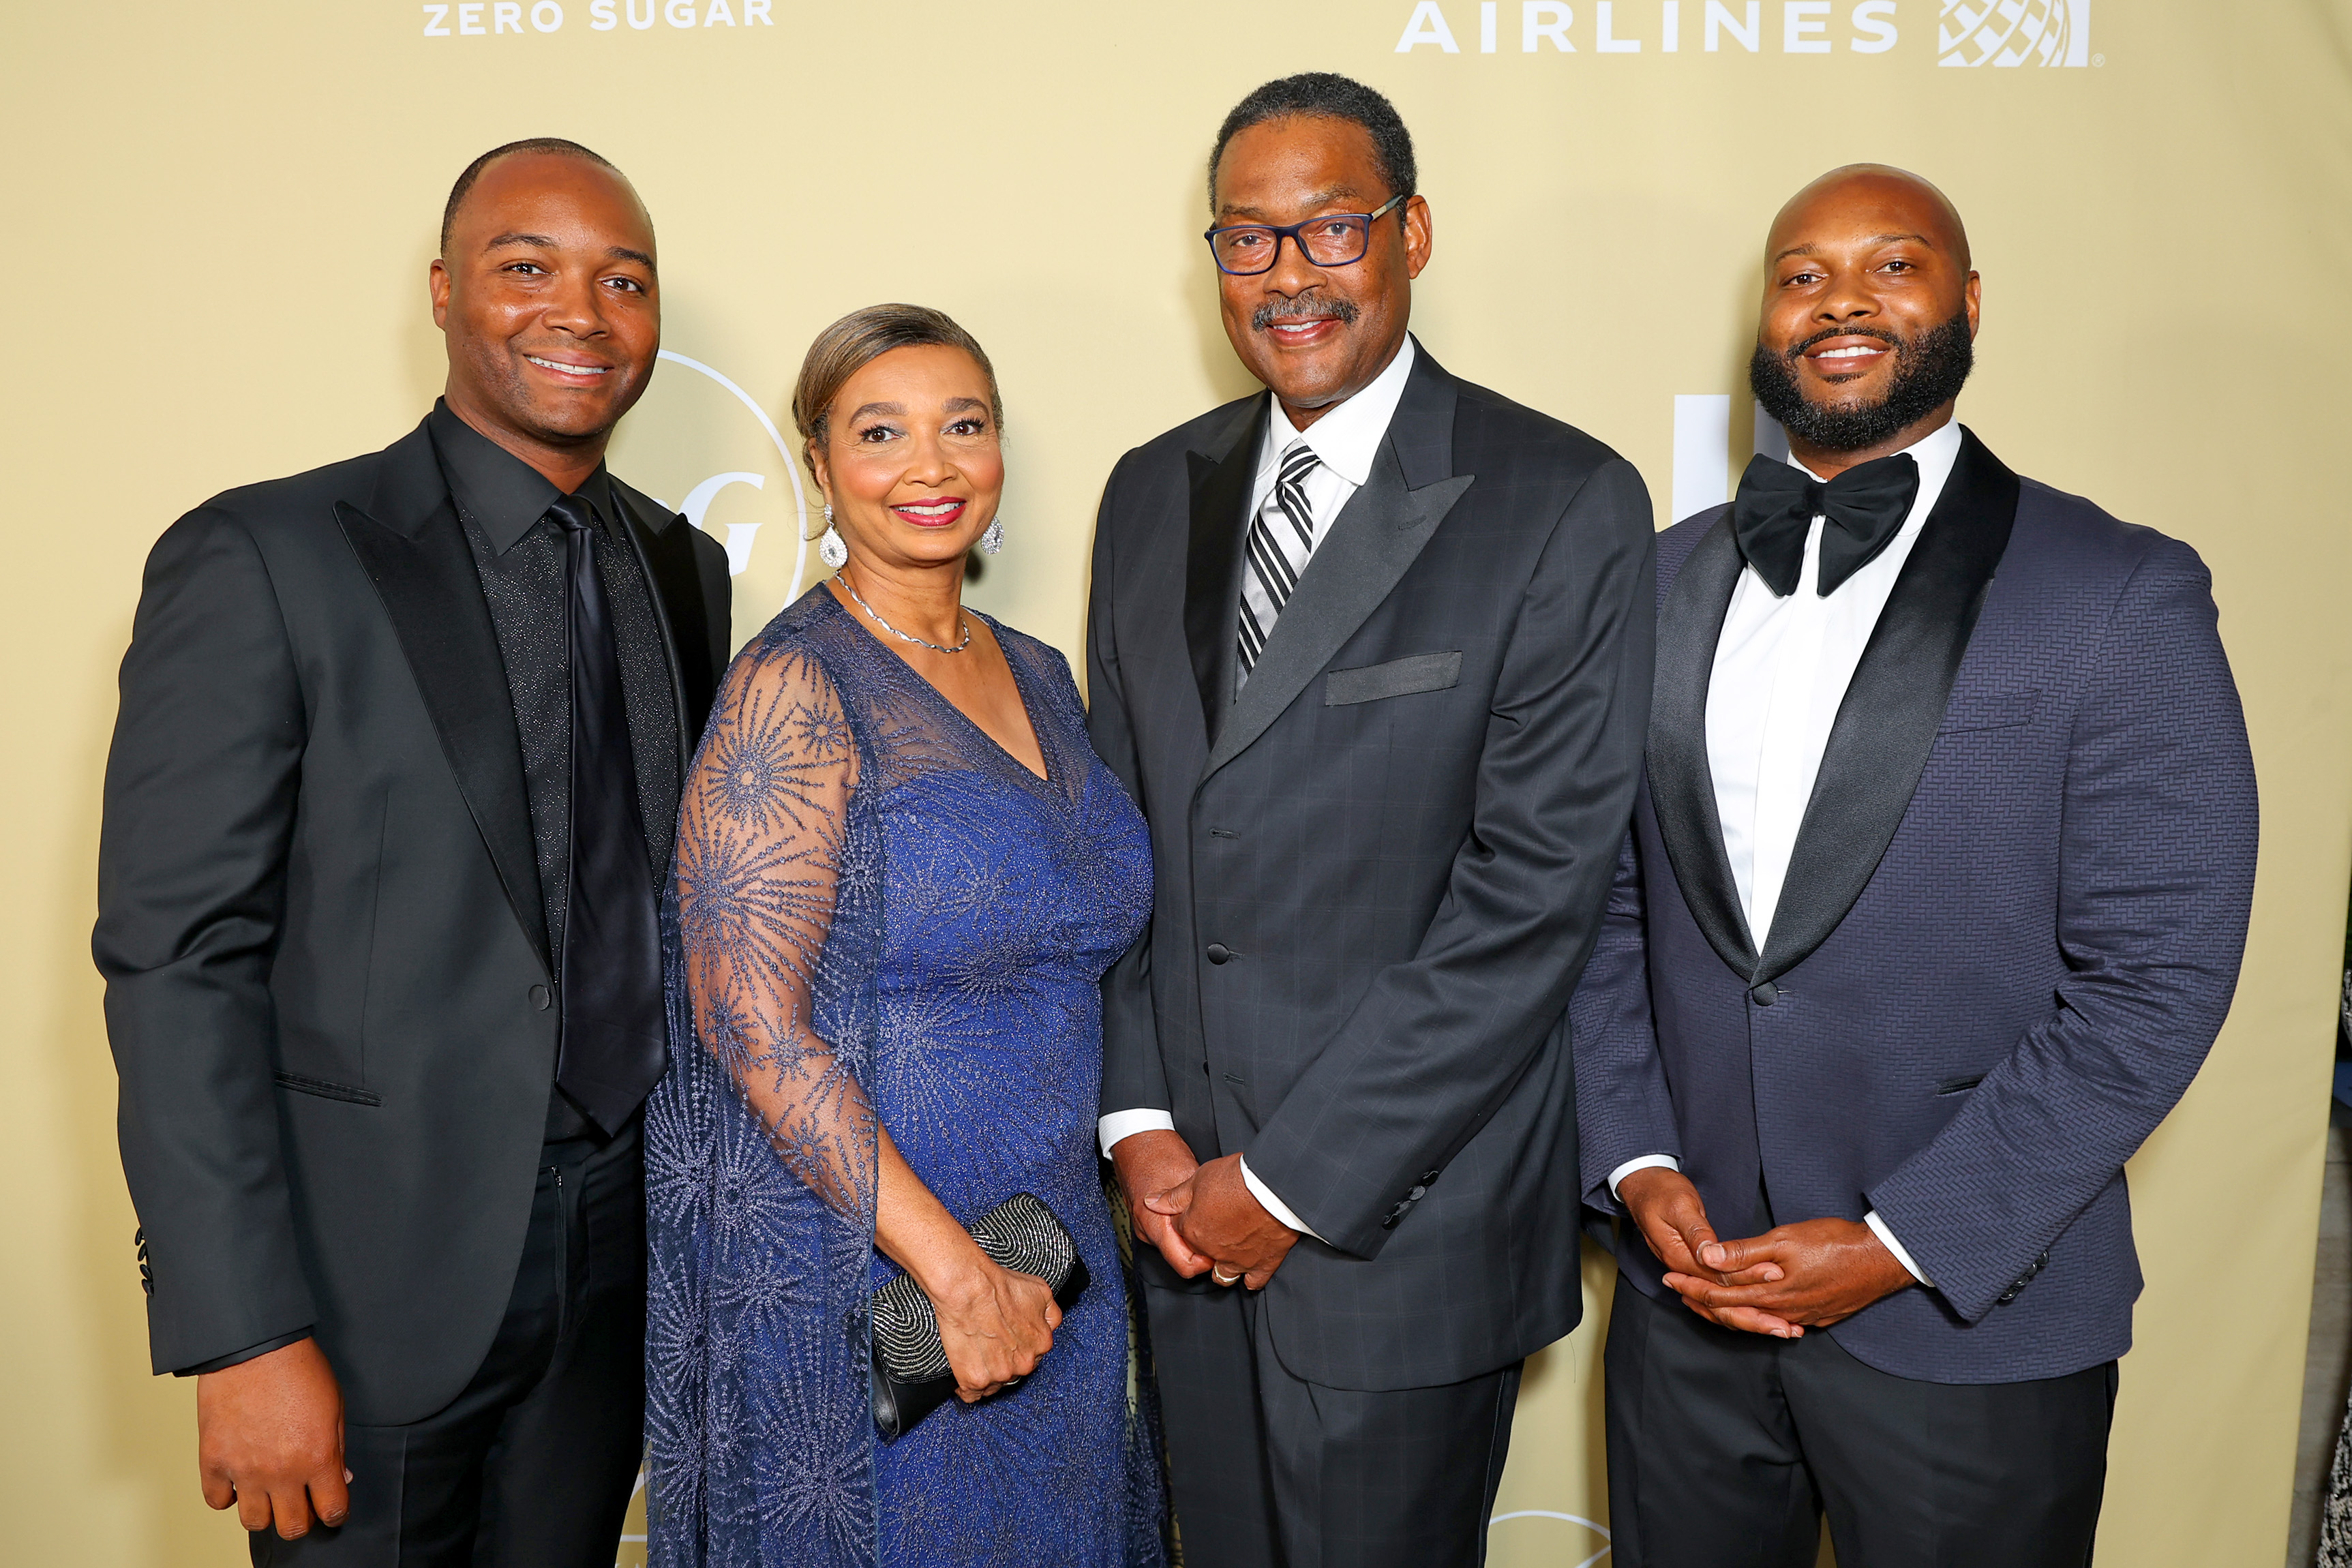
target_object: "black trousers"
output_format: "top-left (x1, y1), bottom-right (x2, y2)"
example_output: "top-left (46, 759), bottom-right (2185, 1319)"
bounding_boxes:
top-left (1143, 1279), bottom-right (1520, 1568)
top-left (1603, 1273), bottom-right (2115, 1568)
top-left (254, 1124), bottom-right (648, 1568)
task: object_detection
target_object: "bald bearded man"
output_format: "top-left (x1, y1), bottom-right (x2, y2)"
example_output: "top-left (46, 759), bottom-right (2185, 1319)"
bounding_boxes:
top-left (1572, 166), bottom-right (2256, 1565)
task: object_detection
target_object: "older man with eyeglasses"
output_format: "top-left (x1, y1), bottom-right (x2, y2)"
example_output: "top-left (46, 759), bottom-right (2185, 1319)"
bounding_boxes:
top-left (1083, 71), bottom-right (1657, 1568)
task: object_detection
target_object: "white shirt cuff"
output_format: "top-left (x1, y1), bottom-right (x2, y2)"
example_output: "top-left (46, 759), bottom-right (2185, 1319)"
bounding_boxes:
top-left (1097, 1109), bottom-right (1176, 1160)
top-left (1864, 1209), bottom-right (1933, 1286)
top-left (1607, 1154), bottom-right (1681, 1202)
top-left (1099, 1112), bottom-right (1325, 1243)
top-left (1238, 1154), bottom-right (1323, 1242)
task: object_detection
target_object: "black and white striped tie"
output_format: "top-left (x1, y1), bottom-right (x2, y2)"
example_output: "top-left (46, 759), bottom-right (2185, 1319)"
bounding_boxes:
top-left (1238, 438), bottom-right (1321, 680)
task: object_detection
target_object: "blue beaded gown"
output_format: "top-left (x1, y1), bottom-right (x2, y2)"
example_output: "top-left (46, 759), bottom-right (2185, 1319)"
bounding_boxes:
top-left (644, 585), bottom-right (1165, 1568)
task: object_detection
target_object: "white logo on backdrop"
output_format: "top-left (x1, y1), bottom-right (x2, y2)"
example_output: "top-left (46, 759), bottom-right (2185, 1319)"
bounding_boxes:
top-left (1490, 1509), bottom-right (1611, 1566)
top-left (650, 348), bottom-right (812, 600)
top-left (1396, 0), bottom-right (2098, 60)
top-left (1397, 1), bottom-right (1901, 55)
top-left (1671, 391), bottom-right (1788, 522)
top-left (1937, 0), bottom-right (2092, 66)
top-left (419, 0), bottom-right (772, 37)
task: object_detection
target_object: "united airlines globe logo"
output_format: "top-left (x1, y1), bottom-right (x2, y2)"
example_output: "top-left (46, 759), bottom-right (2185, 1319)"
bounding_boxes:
top-left (1938, 0), bottom-right (2092, 67)
top-left (607, 346), bottom-right (814, 656)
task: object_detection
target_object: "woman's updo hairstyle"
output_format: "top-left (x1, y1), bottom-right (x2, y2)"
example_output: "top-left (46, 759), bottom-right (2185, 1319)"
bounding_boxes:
top-left (789, 303), bottom-right (1004, 478)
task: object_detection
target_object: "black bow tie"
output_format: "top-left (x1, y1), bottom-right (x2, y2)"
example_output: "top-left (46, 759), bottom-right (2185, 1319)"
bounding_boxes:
top-left (1730, 451), bottom-right (1922, 599)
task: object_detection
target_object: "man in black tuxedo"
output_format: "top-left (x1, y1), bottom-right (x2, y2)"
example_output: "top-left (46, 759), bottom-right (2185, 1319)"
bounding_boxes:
top-left (95, 139), bottom-right (729, 1563)
top-left (1575, 166), bottom-right (2256, 1565)
top-left (1087, 74), bottom-right (1654, 1568)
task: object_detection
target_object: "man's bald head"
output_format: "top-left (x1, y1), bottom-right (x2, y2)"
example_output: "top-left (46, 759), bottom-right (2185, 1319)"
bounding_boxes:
top-left (1748, 163), bottom-right (1981, 474)
top-left (1768, 164), bottom-right (1971, 274)
top-left (441, 138), bottom-right (637, 257)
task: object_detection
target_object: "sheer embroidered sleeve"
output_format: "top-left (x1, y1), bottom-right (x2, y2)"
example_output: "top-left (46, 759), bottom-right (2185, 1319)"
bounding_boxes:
top-left (673, 636), bottom-right (875, 1215)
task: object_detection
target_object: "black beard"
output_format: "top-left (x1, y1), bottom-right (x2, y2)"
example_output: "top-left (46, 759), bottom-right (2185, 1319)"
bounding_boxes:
top-left (1749, 311), bottom-right (1974, 452)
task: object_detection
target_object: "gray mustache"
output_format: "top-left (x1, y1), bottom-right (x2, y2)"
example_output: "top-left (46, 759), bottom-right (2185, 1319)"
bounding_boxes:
top-left (1252, 294), bottom-right (1360, 333)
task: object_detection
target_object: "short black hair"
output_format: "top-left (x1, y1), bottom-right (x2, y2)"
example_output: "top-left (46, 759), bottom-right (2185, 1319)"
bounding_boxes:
top-left (1207, 73), bottom-right (1417, 213)
top-left (440, 138), bottom-right (620, 256)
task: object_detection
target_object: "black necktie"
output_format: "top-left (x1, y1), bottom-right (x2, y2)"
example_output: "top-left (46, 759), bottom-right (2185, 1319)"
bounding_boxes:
top-left (548, 491), bottom-right (667, 1134)
top-left (1730, 451), bottom-right (1922, 599)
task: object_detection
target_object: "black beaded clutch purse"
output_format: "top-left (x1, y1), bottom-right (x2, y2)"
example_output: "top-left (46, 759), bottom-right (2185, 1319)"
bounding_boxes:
top-left (869, 1192), bottom-right (1089, 1442)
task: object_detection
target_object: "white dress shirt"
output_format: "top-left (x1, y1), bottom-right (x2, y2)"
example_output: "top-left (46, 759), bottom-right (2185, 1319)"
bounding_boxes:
top-left (1607, 419), bottom-right (1964, 1288)
top-left (1096, 339), bottom-right (1421, 1243)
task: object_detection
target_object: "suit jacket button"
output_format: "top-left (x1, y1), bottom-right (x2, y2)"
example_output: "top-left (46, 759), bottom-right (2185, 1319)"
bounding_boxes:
top-left (1421, 1169), bottom-right (1441, 1186)
top-left (1749, 981), bottom-right (1778, 1006)
top-left (530, 984), bottom-right (553, 1010)
top-left (1206, 944), bottom-right (1232, 965)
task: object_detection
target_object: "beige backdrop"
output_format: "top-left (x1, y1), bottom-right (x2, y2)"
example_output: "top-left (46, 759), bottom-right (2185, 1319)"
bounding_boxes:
top-left (6, 1), bottom-right (2350, 1563)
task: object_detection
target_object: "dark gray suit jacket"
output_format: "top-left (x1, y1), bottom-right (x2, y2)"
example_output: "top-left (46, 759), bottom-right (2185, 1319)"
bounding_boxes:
top-left (1087, 343), bottom-right (1654, 1391)
top-left (94, 417), bottom-right (730, 1423)
top-left (1574, 429), bottom-right (2257, 1383)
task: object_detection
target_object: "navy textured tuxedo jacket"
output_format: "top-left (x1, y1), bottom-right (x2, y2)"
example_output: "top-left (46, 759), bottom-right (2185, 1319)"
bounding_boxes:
top-left (1573, 427), bottom-right (2256, 1384)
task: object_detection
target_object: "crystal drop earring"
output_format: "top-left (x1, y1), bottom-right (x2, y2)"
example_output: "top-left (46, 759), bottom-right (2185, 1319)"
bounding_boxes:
top-left (818, 502), bottom-right (848, 570)
top-left (978, 513), bottom-right (1005, 556)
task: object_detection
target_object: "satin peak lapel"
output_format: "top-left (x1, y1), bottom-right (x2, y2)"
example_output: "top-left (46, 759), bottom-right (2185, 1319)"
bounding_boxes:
top-left (335, 448), bottom-right (550, 975)
top-left (1647, 515), bottom-right (1760, 978)
top-left (1182, 400), bottom-right (1264, 743)
top-left (1757, 427), bottom-right (2020, 982)
top-left (1205, 438), bottom-right (1473, 777)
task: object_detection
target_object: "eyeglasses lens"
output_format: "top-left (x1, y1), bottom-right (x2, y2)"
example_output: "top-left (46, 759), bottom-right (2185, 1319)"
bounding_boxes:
top-left (1212, 216), bottom-right (1370, 275)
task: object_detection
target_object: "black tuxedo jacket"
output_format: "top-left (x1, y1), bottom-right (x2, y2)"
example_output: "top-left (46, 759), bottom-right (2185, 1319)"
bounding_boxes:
top-left (1086, 344), bottom-right (1654, 1389)
top-left (94, 417), bottom-right (729, 1422)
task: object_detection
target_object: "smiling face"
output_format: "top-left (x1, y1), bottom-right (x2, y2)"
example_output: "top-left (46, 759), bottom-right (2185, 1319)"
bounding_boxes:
top-left (1212, 115), bottom-right (1430, 429)
top-left (811, 344), bottom-right (1004, 573)
top-left (431, 151), bottom-right (660, 466)
top-left (1751, 166), bottom-right (1980, 471)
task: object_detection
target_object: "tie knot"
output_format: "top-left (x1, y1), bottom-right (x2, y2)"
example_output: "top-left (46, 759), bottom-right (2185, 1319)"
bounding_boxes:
top-left (1278, 438), bottom-right (1319, 483)
top-left (546, 492), bottom-right (599, 535)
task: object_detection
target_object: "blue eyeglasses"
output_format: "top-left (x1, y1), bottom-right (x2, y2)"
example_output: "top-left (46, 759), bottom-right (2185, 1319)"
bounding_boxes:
top-left (1204, 194), bottom-right (1408, 276)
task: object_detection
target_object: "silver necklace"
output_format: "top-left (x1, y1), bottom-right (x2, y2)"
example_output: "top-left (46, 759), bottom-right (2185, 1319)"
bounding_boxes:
top-left (840, 570), bottom-right (971, 654)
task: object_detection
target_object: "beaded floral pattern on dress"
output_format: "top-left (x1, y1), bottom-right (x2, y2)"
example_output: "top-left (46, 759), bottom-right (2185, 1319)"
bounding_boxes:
top-left (646, 586), bottom-right (1164, 1567)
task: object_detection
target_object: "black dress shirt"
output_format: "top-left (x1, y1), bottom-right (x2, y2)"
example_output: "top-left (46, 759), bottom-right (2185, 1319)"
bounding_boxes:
top-left (427, 400), bottom-right (680, 1140)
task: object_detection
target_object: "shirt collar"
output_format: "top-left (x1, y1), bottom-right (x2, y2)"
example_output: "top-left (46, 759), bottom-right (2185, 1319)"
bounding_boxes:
top-left (425, 398), bottom-right (608, 555)
top-left (1790, 416), bottom-right (1964, 538)
top-left (1259, 334), bottom-right (1419, 489)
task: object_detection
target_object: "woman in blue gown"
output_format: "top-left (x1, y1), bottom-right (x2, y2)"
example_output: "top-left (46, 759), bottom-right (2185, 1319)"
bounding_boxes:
top-left (643, 305), bottom-right (1165, 1567)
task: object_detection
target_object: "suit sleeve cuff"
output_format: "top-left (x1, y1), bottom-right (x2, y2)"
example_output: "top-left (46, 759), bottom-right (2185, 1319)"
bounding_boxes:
top-left (1864, 1210), bottom-right (1933, 1286)
top-left (1238, 1154), bottom-right (1325, 1243)
top-left (1607, 1154), bottom-right (1680, 1203)
top-left (1098, 1109), bottom-right (1177, 1160)
top-left (174, 1328), bottom-right (313, 1378)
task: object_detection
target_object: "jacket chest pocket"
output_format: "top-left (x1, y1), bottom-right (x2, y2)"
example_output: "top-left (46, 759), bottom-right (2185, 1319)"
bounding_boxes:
top-left (1324, 650), bottom-right (1463, 706)
top-left (1935, 688), bottom-right (2042, 735)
